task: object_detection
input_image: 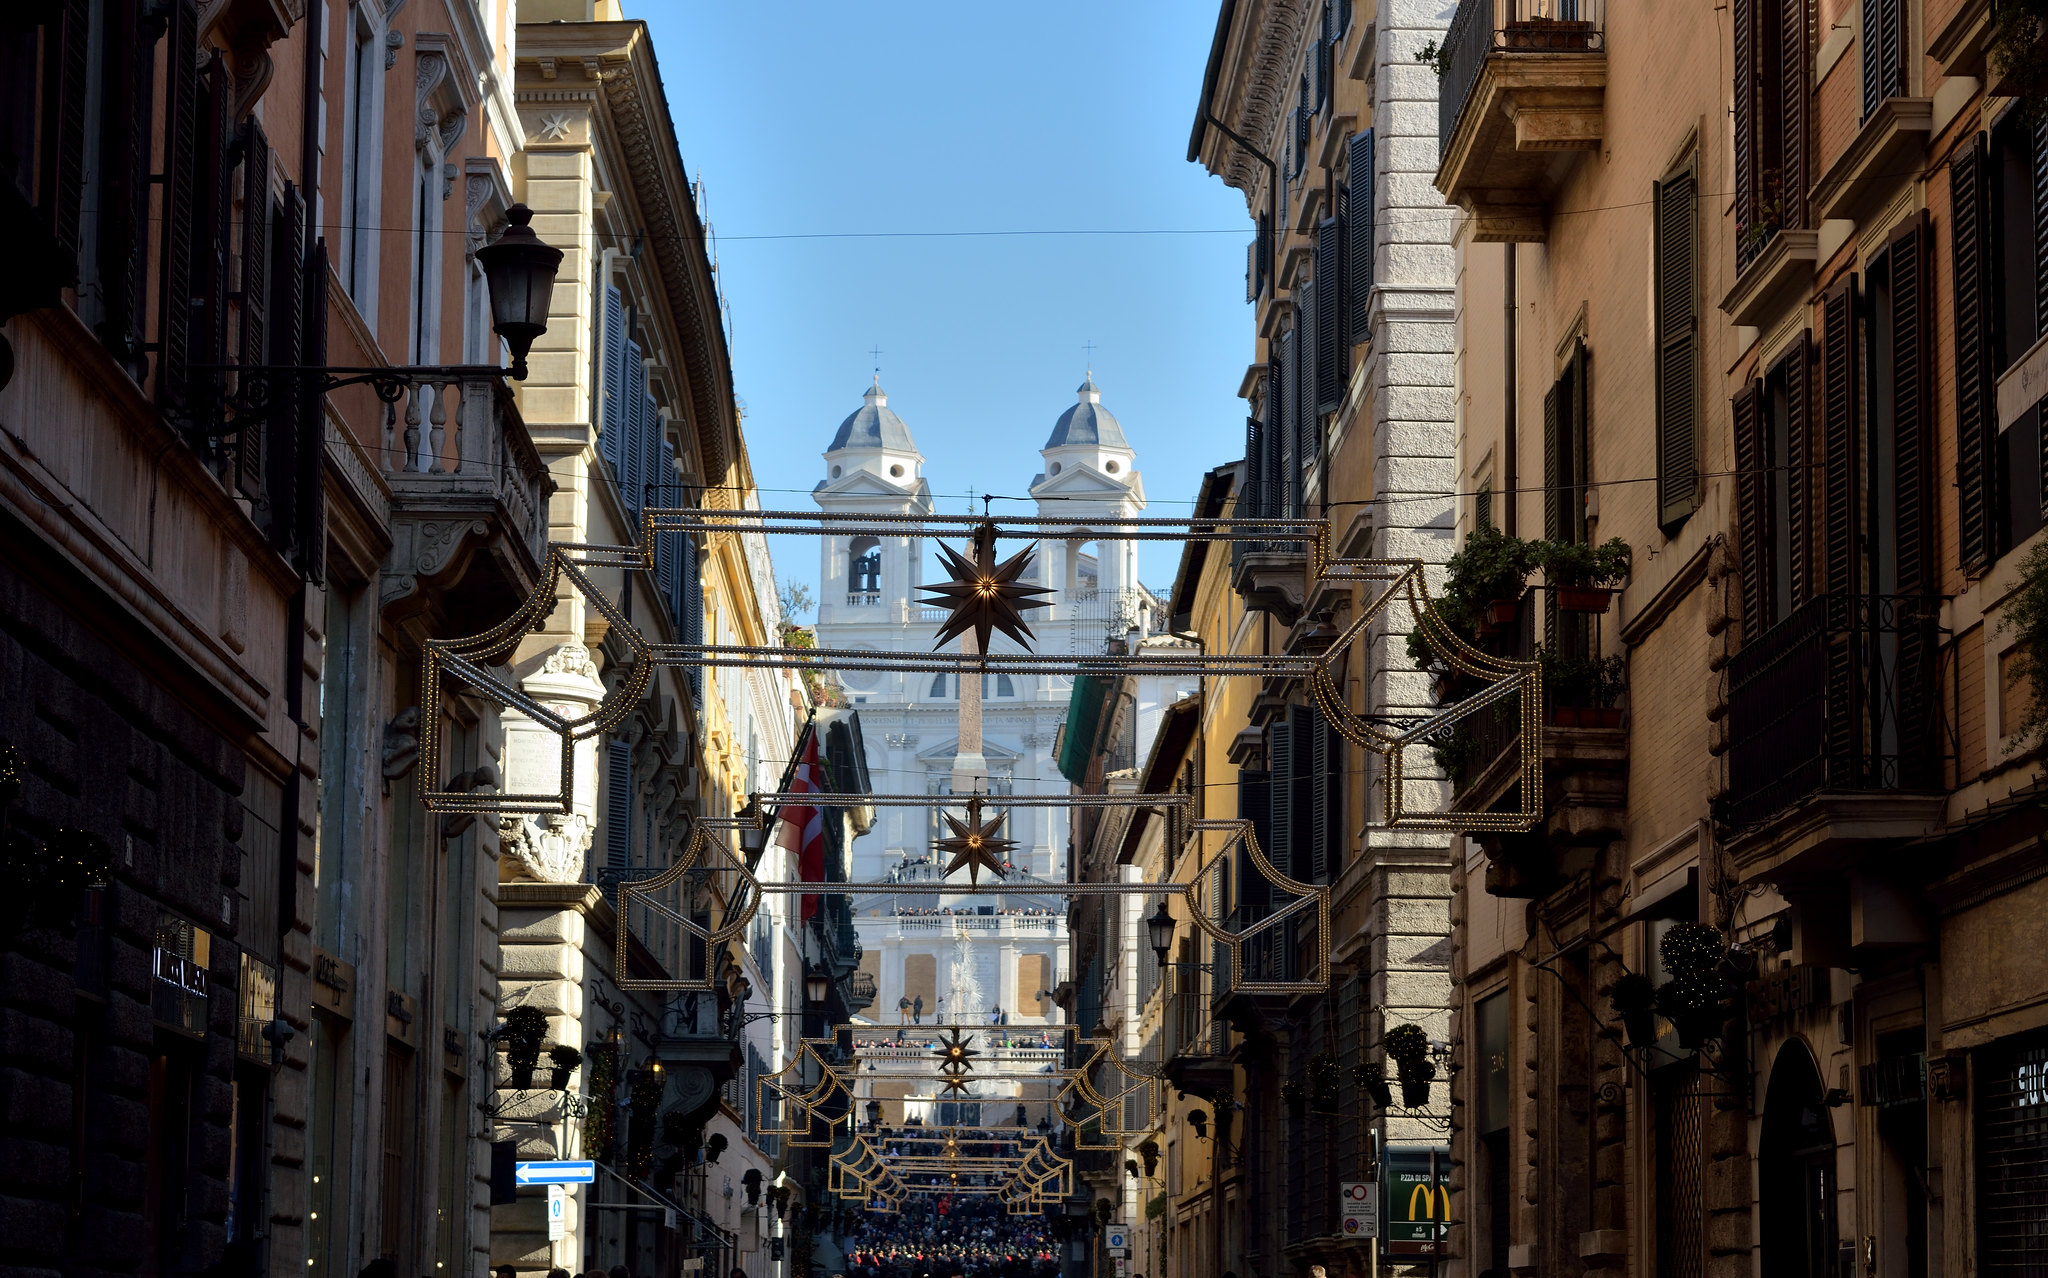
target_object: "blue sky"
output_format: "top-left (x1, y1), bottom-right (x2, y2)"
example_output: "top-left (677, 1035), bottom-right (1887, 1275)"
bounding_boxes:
top-left (636, 1), bottom-right (1253, 614)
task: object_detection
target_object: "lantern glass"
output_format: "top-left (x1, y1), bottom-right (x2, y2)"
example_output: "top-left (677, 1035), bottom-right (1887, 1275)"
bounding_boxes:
top-left (805, 964), bottom-right (830, 1006)
top-left (1146, 900), bottom-right (1175, 963)
top-left (474, 204), bottom-right (563, 380)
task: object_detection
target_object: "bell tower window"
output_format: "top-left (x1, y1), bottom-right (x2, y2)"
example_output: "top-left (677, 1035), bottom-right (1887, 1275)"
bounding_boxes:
top-left (849, 537), bottom-right (882, 596)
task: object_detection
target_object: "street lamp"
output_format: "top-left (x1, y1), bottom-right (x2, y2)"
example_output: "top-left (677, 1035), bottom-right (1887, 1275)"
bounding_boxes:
top-left (865, 1098), bottom-right (882, 1129)
top-left (735, 794), bottom-right (771, 865)
top-left (1146, 901), bottom-right (1175, 966)
top-left (472, 204), bottom-right (564, 380)
top-left (805, 963), bottom-right (830, 1007)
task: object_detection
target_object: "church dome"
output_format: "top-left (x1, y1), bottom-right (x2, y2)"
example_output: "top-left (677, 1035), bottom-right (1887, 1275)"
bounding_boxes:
top-left (829, 380), bottom-right (918, 452)
top-left (1045, 376), bottom-right (1128, 449)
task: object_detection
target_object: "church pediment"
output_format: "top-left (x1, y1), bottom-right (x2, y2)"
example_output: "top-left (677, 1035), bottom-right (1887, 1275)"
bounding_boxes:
top-left (1027, 463), bottom-right (1138, 499)
top-left (913, 737), bottom-right (1022, 765)
top-left (816, 470), bottom-right (923, 501)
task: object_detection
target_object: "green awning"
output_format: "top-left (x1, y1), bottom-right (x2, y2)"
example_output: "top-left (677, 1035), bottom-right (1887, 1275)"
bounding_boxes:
top-left (1055, 674), bottom-right (1115, 784)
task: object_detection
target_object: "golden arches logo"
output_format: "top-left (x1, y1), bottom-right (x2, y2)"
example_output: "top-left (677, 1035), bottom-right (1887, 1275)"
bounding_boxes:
top-left (1406, 1183), bottom-right (1447, 1221)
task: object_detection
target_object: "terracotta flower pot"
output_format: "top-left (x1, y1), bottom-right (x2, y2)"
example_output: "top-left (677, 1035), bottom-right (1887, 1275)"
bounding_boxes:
top-left (548, 1066), bottom-right (576, 1091)
top-left (1556, 586), bottom-right (1614, 613)
top-left (509, 1065), bottom-right (536, 1090)
top-left (1399, 1076), bottom-right (1433, 1109)
top-left (1486, 599), bottom-right (1520, 626)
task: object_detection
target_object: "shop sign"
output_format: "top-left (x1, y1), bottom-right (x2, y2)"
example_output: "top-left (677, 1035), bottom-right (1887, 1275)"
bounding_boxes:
top-left (1382, 1146), bottom-right (1448, 1255)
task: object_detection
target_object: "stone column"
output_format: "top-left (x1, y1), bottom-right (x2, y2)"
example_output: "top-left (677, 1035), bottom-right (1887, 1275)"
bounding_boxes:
top-left (951, 634), bottom-right (987, 796)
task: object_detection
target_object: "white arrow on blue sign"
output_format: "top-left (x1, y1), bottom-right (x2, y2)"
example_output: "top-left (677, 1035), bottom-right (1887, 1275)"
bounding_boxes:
top-left (515, 1160), bottom-right (595, 1186)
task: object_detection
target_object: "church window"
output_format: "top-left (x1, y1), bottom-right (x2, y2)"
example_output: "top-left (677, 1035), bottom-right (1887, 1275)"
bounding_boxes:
top-left (1050, 462), bottom-right (1062, 475)
top-left (890, 464), bottom-right (905, 477)
top-left (1106, 461), bottom-right (1120, 473)
top-left (929, 673), bottom-right (950, 698)
top-left (996, 674), bottom-right (1015, 698)
top-left (831, 464), bottom-right (842, 478)
top-left (849, 537), bottom-right (881, 593)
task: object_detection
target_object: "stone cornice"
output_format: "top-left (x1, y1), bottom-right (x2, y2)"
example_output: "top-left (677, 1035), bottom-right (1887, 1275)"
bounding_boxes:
top-left (1203, 0), bottom-right (1314, 197)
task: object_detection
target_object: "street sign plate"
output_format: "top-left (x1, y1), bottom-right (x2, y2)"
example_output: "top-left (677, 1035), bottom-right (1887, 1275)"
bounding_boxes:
top-left (547, 1184), bottom-right (566, 1241)
top-left (1339, 1180), bottom-right (1379, 1238)
top-left (517, 1160), bottom-right (596, 1186)
top-left (1104, 1226), bottom-right (1129, 1251)
top-left (1382, 1146), bottom-right (1449, 1254)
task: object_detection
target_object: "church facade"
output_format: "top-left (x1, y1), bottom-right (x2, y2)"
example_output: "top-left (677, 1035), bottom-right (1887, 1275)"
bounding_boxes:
top-left (808, 376), bottom-right (1163, 1120)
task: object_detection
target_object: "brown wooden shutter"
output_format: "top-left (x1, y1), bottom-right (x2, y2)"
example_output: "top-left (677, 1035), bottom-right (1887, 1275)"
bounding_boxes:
top-left (1780, 0), bottom-right (1807, 230)
top-left (1732, 378), bottom-right (1768, 636)
top-left (2034, 114), bottom-right (2048, 355)
top-left (1316, 216), bottom-right (1343, 412)
top-left (1543, 379), bottom-right (1564, 541)
top-left (1571, 340), bottom-right (1590, 544)
top-left (1782, 330), bottom-right (1814, 605)
top-left (1887, 213), bottom-right (1933, 600)
top-left (236, 120), bottom-right (271, 503)
top-left (264, 183), bottom-right (305, 558)
top-left (1656, 164), bottom-right (1701, 528)
top-left (155, 0), bottom-right (199, 407)
top-left (193, 54), bottom-right (232, 387)
top-left (42, 0), bottom-right (91, 262)
top-left (98, 0), bottom-right (154, 371)
top-left (1820, 275), bottom-right (1859, 599)
top-left (1733, 0), bottom-right (1756, 251)
top-left (1954, 134), bottom-right (1996, 575)
top-left (297, 238), bottom-right (329, 585)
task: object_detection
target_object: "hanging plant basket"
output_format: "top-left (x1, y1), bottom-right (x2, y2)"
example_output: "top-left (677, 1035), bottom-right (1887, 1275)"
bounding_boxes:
top-left (1399, 1074), bottom-right (1433, 1109)
top-left (1355, 1062), bottom-right (1395, 1112)
top-left (1486, 599), bottom-right (1521, 626)
top-left (499, 1005), bottom-right (548, 1089)
top-left (1556, 586), bottom-right (1614, 613)
top-left (548, 1043), bottom-right (583, 1091)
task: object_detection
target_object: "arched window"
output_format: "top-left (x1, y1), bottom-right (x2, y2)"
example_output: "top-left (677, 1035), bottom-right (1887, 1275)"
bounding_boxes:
top-left (929, 673), bottom-right (950, 698)
top-left (996, 674), bottom-right (1015, 698)
top-left (1069, 539), bottom-right (1101, 599)
top-left (849, 537), bottom-right (881, 594)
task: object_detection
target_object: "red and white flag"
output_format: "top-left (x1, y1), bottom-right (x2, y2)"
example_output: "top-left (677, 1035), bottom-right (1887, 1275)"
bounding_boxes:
top-left (778, 728), bottom-right (827, 919)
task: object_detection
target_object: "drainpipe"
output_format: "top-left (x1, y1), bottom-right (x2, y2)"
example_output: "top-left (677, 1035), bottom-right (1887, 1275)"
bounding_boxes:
top-left (1503, 244), bottom-right (1518, 536)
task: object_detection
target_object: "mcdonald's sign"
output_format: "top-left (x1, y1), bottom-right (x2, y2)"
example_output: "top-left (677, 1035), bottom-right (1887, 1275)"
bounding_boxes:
top-left (1382, 1145), bottom-right (1450, 1254)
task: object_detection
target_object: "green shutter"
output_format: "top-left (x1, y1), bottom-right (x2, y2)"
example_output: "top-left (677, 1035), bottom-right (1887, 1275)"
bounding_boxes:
top-left (1732, 378), bottom-right (1768, 635)
top-left (1954, 135), bottom-right (1995, 575)
top-left (1655, 165), bottom-right (1701, 529)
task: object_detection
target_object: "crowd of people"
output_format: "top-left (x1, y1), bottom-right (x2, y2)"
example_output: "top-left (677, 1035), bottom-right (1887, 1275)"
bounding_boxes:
top-left (844, 1197), bottom-right (1059, 1278)
top-left (887, 905), bottom-right (1055, 917)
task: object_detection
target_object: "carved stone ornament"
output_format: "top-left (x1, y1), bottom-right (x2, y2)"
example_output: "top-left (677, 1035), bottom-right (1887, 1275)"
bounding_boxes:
top-left (542, 643), bottom-right (601, 682)
top-left (464, 172), bottom-right (497, 262)
top-left (414, 49), bottom-right (469, 168)
top-left (500, 812), bottom-right (592, 884)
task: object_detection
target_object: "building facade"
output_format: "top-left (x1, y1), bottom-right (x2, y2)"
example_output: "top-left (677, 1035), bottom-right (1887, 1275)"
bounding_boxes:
top-left (1434, 0), bottom-right (2048, 1274)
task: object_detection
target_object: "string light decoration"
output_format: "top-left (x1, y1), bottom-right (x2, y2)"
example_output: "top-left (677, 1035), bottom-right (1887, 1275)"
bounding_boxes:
top-left (933, 797), bottom-right (1015, 884)
top-left (932, 1026), bottom-right (982, 1073)
top-left (920, 520), bottom-right (1057, 651)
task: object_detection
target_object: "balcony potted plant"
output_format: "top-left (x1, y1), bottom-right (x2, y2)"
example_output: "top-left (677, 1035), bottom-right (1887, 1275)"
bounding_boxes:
top-left (1608, 971), bottom-right (1659, 1050)
top-left (1535, 536), bottom-right (1632, 613)
top-left (1355, 1061), bottom-right (1395, 1112)
top-left (1654, 922), bottom-right (1730, 1051)
top-left (1543, 652), bottom-right (1625, 728)
top-left (498, 1004), bottom-right (548, 1089)
top-left (547, 1042), bottom-right (583, 1091)
top-left (1409, 525), bottom-right (1540, 685)
top-left (1503, 7), bottom-right (1599, 51)
top-left (1384, 1022), bottom-right (1437, 1108)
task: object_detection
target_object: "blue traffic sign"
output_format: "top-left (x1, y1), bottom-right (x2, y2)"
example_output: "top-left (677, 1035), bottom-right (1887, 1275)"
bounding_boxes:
top-left (515, 1160), bottom-right (595, 1186)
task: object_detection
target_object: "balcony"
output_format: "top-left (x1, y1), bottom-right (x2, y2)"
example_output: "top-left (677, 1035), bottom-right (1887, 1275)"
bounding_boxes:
top-left (1163, 960), bottom-right (1233, 1097)
top-left (379, 373), bottom-right (551, 624)
top-left (1718, 594), bottom-right (1948, 870)
top-left (1434, 0), bottom-right (1607, 243)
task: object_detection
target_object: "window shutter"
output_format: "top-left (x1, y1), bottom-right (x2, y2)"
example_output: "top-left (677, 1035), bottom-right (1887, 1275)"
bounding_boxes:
top-left (1309, 38), bottom-right (1327, 112)
top-left (1542, 381), bottom-right (1564, 542)
top-left (1859, 0), bottom-right (1880, 117)
top-left (264, 184), bottom-right (305, 561)
top-left (1880, 0), bottom-right (1903, 104)
top-left (1278, 327), bottom-right (1299, 518)
top-left (1862, 0), bottom-right (1903, 117)
top-left (644, 399), bottom-right (665, 516)
top-left (1783, 330), bottom-right (1813, 605)
top-left (1264, 350), bottom-right (1286, 520)
top-left (1347, 131), bottom-right (1375, 338)
top-left (1888, 214), bottom-right (1934, 600)
top-left (656, 438), bottom-right (676, 609)
top-left (156, 0), bottom-right (200, 407)
top-left (192, 55), bottom-right (232, 383)
top-left (45, 0), bottom-right (91, 261)
top-left (683, 531), bottom-right (704, 708)
top-left (1279, 168), bottom-right (1290, 239)
top-left (1287, 109), bottom-right (1303, 178)
top-left (1655, 165), bottom-right (1701, 529)
top-left (1733, 0), bottom-right (1756, 255)
top-left (1316, 218), bottom-right (1344, 412)
top-left (1821, 275), bottom-right (1860, 600)
top-left (1955, 136), bottom-right (1995, 575)
top-left (2033, 114), bottom-right (2048, 348)
top-left (1309, 705), bottom-right (1340, 884)
top-left (1244, 415), bottom-right (1265, 520)
top-left (1236, 768), bottom-right (1273, 909)
top-left (1571, 340), bottom-right (1591, 544)
top-left (606, 739), bottom-right (633, 868)
top-left (100, 9), bottom-right (156, 369)
top-left (297, 238), bottom-right (329, 585)
top-left (1299, 279), bottom-right (1321, 464)
top-left (1732, 378), bottom-right (1768, 636)
top-left (236, 120), bottom-right (271, 504)
top-left (1781, 0), bottom-right (1808, 231)
top-left (601, 284), bottom-right (626, 475)
top-left (1267, 718), bottom-right (1295, 877)
top-left (1289, 710), bottom-right (1317, 884)
top-left (622, 340), bottom-right (646, 514)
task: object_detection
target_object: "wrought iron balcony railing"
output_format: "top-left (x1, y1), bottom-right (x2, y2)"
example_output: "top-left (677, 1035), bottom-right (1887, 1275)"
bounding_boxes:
top-left (1439, 0), bottom-right (1607, 155)
top-left (1719, 593), bottom-right (1945, 829)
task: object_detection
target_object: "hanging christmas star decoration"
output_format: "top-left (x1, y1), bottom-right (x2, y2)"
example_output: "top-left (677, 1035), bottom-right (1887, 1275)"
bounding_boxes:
top-left (919, 520), bottom-right (1055, 653)
top-left (932, 1026), bottom-right (981, 1074)
top-left (938, 1073), bottom-right (976, 1097)
top-left (934, 797), bottom-right (1016, 885)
